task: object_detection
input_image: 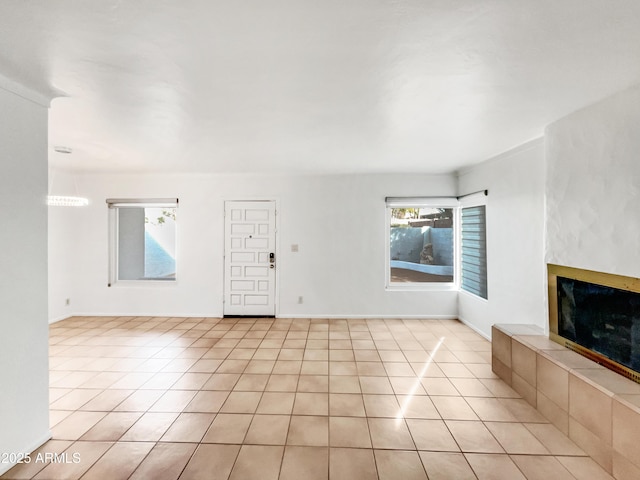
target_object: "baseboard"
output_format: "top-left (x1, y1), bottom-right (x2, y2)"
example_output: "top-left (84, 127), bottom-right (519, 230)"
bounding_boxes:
top-left (280, 314), bottom-right (459, 320)
top-left (70, 312), bottom-right (223, 318)
top-left (54, 312), bottom-right (459, 321)
top-left (456, 315), bottom-right (491, 340)
top-left (0, 430), bottom-right (52, 476)
top-left (48, 314), bottom-right (72, 324)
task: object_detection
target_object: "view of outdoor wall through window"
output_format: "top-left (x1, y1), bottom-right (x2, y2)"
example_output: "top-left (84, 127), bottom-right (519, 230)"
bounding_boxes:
top-left (389, 207), bottom-right (454, 284)
top-left (107, 199), bottom-right (177, 283)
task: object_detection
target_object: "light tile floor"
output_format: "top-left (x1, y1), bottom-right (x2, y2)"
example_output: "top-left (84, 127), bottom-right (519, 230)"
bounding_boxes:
top-left (2, 316), bottom-right (614, 480)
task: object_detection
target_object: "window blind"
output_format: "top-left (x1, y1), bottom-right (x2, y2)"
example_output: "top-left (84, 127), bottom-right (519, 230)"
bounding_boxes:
top-left (461, 205), bottom-right (487, 299)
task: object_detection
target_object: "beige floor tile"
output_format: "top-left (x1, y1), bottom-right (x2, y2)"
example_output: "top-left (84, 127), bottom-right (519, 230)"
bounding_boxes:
top-left (329, 447), bottom-right (377, 480)
top-left (51, 411), bottom-right (107, 440)
top-left (79, 390), bottom-right (134, 412)
top-left (202, 413), bottom-right (253, 443)
top-left (287, 416), bottom-right (329, 446)
top-left (431, 396), bottom-right (479, 420)
top-left (179, 444), bottom-right (240, 480)
top-left (279, 348), bottom-right (304, 360)
top-left (184, 390), bottom-right (229, 413)
top-left (50, 389), bottom-right (103, 411)
top-left (419, 451), bottom-right (477, 480)
top-left (37, 316), bottom-right (621, 480)
top-left (375, 450), bottom-right (428, 480)
top-left (523, 423), bottom-right (585, 456)
top-left (50, 371), bottom-right (98, 389)
top-left (170, 372), bottom-right (212, 390)
top-left (354, 350), bottom-right (381, 362)
top-left (80, 411), bottom-right (142, 441)
top-left (485, 422), bottom-right (549, 454)
top-left (297, 375), bottom-right (329, 393)
top-left (201, 373), bottom-right (240, 390)
top-left (80, 441), bottom-right (154, 480)
top-left (304, 349), bottom-right (329, 360)
top-left (244, 414), bottom-right (290, 445)
top-left (219, 391), bottom-right (262, 413)
top-left (293, 392), bottom-right (328, 415)
top-left (141, 371), bottom-right (183, 389)
top-left (420, 377), bottom-right (460, 396)
top-left (129, 442), bottom-right (197, 480)
top-left (511, 455), bottom-right (575, 480)
top-left (480, 378), bottom-right (520, 398)
top-left (114, 389), bottom-right (164, 412)
top-left (329, 416), bottom-right (371, 448)
top-left (265, 374), bottom-right (299, 392)
top-left (465, 397), bottom-right (518, 422)
top-left (110, 371), bottom-right (156, 389)
top-left (273, 360), bottom-right (302, 374)
top-left (359, 376), bottom-right (394, 394)
top-left (256, 392), bottom-right (295, 414)
top-left (465, 453), bottom-right (526, 480)
top-left (368, 418), bottom-right (416, 449)
top-left (556, 456), bottom-right (615, 480)
top-left (446, 420), bottom-right (504, 453)
top-left (233, 373), bottom-right (269, 391)
top-left (396, 395), bottom-right (440, 419)
top-left (363, 394), bottom-right (401, 418)
top-left (161, 412), bottom-right (215, 442)
top-left (34, 441), bottom-right (113, 480)
top-left (406, 419), bottom-right (459, 451)
top-left (79, 371), bottom-right (126, 389)
top-left (384, 362), bottom-right (416, 377)
top-left (450, 378), bottom-right (495, 397)
top-left (229, 445), bottom-right (284, 480)
top-left (329, 393), bottom-right (365, 416)
top-left (280, 446), bottom-right (328, 480)
top-left (389, 376), bottom-right (426, 395)
top-left (120, 412), bottom-right (179, 441)
top-left (149, 389), bottom-right (198, 412)
top-left (356, 362), bottom-right (387, 376)
top-left (329, 361), bottom-right (358, 376)
top-left (50, 409), bottom-right (73, 428)
top-left (498, 398), bottom-right (548, 423)
top-left (188, 359), bottom-right (223, 373)
top-left (301, 361), bottom-right (329, 375)
top-left (49, 388), bottom-right (73, 404)
top-left (216, 359), bottom-right (249, 374)
top-left (329, 375), bottom-right (361, 393)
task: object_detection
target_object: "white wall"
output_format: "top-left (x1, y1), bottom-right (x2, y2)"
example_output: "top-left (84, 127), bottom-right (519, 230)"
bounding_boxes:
top-left (546, 84), bottom-right (640, 278)
top-left (457, 139), bottom-right (547, 337)
top-left (50, 172), bottom-right (459, 319)
top-left (48, 169), bottom-right (81, 322)
top-left (0, 84), bottom-right (50, 474)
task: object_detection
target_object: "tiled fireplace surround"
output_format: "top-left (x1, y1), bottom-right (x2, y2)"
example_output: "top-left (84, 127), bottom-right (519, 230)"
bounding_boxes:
top-left (491, 324), bottom-right (640, 480)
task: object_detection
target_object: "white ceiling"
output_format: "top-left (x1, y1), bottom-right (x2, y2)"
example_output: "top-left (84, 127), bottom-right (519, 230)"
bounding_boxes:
top-left (2, 1), bottom-right (640, 174)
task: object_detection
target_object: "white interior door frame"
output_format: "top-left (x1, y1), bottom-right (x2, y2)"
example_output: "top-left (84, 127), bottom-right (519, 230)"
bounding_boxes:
top-left (223, 199), bottom-right (279, 316)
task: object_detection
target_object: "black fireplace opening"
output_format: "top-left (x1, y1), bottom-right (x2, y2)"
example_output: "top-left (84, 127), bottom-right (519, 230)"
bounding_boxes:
top-left (557, 276), bottom-right (640, 374)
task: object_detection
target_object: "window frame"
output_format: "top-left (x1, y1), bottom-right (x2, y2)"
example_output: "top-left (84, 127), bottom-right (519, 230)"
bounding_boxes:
top-left (385, 197), bottom-right (459, 291)
top-left (107, 198), bottom-right (179, 286)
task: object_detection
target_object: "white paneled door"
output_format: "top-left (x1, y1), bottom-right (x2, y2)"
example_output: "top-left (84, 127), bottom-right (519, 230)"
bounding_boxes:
top-left (224, 201), bottom-right (277, 316)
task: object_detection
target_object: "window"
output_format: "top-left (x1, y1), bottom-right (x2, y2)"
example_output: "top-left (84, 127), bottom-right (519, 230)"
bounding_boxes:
top-left (386, 197), bottom-right (456, 288)
top-left (107, 198), bottom-right (178, 284)
top-left (460, 204), bottom-right (487, 299)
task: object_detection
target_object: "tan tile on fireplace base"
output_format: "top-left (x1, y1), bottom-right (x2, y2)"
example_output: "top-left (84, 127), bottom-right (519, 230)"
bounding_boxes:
top-left (492, 324), bottom-right (640, 480)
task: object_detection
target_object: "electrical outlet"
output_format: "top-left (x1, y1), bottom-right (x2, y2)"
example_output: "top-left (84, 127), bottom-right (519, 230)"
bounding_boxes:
top-left (65, 298), bottom-right (70, 306)
top-left (298, 296), bottom-right (303, 304)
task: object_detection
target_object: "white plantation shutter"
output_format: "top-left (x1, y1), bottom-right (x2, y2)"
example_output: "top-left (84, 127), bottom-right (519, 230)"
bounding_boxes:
top-left (461, 205), bottom-right (487, 299)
